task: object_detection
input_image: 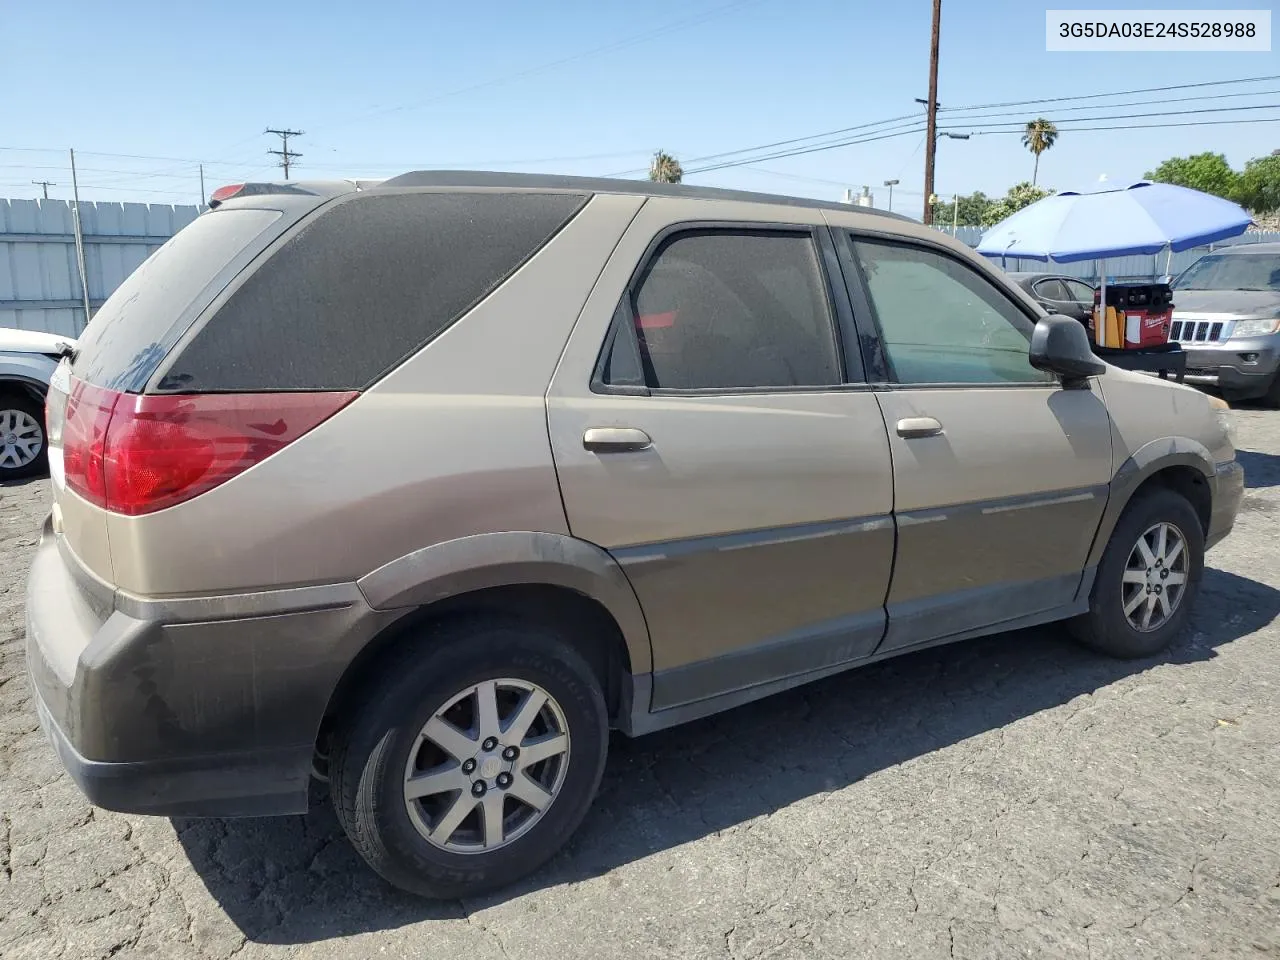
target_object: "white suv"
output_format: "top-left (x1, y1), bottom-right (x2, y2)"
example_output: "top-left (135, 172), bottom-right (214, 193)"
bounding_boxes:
top-left (0, 327), bottom-right (75, 479)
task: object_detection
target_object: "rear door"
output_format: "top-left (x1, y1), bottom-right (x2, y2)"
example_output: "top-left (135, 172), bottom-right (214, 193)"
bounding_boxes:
top-left (547, 199), bottom-right (895, 712)
top-left (829, 229), bottom-right (1113, 652)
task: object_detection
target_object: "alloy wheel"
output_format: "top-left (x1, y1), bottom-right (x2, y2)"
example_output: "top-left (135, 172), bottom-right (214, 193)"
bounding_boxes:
top-left (0, 407), bottom-right (43, 471)
top-left (1121, 521), bottom-right (1189, 632)
top-left (402, 678), bottom-right (571, 854)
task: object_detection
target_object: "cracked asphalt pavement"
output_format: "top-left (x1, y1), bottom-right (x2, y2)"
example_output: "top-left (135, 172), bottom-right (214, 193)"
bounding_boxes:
top-left (3, 413), bottom-right (1280, 960)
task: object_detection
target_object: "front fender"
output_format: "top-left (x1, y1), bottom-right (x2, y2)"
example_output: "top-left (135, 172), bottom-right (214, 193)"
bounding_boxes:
top-left (0, 352), bottom-right (55, 401)
top-left (356, 531), bottom-right (653, 673)
top-left (1084, 436), bottom-right (1215, 571)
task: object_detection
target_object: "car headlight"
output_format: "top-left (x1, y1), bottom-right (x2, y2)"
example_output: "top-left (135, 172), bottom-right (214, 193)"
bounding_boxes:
top-left (1208, 395), bottom-right (1237, 447)
top-left (1231, 317), bottom-right (1280, 338)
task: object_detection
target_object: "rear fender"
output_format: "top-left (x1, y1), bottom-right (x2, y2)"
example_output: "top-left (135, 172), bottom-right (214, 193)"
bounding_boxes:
top-left (356, 531), bottom-right (653, 674)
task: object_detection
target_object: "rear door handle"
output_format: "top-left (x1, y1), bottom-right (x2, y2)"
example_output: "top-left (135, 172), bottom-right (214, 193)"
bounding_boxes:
top-left (583, 427), bottom-right (653, 453)
top-left (896, 417), bottom-right (943, 439)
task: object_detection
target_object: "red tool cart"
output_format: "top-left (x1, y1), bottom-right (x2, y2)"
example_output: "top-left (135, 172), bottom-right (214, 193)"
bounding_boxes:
top-left (1089, 281), bottom-right (1185, 382)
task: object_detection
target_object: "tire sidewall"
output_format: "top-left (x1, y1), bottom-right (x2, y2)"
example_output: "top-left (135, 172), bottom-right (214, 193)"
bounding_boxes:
top-left (1091, 489), bottom-right (1205, 657)
top-left (339, 623), bottom-right (608, 896)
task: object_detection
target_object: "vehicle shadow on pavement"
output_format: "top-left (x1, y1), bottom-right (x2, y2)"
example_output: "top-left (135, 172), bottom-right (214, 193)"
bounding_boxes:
top-left (1234, 449), bottom-right (1280, 489)
top-left (175, 566), bottom-right (1280, 944)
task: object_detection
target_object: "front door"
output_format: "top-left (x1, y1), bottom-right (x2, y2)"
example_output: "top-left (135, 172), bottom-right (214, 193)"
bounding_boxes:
top-left (835, 232), bottom-right (1114, 652)
top-left (547, 200), bottom-right (896, 711)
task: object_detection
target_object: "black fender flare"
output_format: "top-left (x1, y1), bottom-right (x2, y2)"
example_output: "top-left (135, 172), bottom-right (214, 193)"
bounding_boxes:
top-left (1084, 436), bottom-right (1215, 571)
top-left (356, 530), bottom-right (653, 674)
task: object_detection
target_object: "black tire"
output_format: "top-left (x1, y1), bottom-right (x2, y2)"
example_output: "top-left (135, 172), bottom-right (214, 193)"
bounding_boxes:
top-left (0, 391), bottom-right (48, 481)
top-left (329, 617), bottom-right (609, 898)
top-left (1070, 488), bottom-right (1204, 659)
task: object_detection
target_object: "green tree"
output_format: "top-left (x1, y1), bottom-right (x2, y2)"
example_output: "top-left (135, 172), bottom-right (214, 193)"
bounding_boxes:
top-left (1233, 153), bottom-right (1280, 215)
top-left (1144, 152), bottom-right (1238, 199)
top-left (648, 150), bottom-right (683, 184)
top-left (930, 191), bottom-right (992, 226)
top-left (1021, 118), bottom-right (1058, 186)
top-left (981, 182), bottom-right (1052, 227)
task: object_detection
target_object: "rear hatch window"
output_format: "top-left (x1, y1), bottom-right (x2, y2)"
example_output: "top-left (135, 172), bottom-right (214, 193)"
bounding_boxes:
top-left (70, 209), bottom-right (283, 392)
top-left (153, 191), bottom-right (588, 392)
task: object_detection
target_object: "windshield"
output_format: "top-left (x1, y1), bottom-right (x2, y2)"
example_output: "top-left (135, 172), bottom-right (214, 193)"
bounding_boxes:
top-left (1173, 253), bottom-right (1280, 292)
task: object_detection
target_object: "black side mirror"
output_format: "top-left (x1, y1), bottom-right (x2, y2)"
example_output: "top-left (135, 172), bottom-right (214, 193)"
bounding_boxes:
top-left (1030, 314), bottom-right (1107, 385)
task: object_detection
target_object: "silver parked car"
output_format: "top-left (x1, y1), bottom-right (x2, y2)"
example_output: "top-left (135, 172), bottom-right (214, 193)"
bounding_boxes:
top-left (27, 173), bottom-right (1243, 898)
top-left (0, 327), bottom-right (75, 480)
top-left (1168, 242), bottom-right (1280, 404)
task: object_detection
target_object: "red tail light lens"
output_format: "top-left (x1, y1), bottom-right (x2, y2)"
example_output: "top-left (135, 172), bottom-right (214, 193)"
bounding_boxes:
top-left (62, 379), bottom-right (120, 507)
top-left (60, 376), bottom-right (356, 515)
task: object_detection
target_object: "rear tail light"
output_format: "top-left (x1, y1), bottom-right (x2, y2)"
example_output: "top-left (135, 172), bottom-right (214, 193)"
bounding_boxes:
top-left (61, 378), bottom-right (117, 506)
top-left (60, 376), bottom-right (355, 515)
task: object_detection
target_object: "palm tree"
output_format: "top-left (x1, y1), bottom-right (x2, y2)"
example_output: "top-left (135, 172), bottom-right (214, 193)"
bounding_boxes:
top-left (1022, 119), bottom-right (1059, 186)
top-left (649, 150), bottom-right (683, 184)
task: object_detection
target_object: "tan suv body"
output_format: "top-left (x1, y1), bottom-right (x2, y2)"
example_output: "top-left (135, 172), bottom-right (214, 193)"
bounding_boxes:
top-left (26, 173), bottom-right (1242, 896)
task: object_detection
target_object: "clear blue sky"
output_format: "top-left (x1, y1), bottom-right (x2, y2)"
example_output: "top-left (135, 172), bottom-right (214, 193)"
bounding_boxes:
top-left (2, 0), bottom-right (1277, 216)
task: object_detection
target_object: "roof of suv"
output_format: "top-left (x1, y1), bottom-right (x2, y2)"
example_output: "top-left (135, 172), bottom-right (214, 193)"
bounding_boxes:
top-left (1207, 241), bottom-right (1280, 255)
top-left (376, 170), bottom-right (917, 221)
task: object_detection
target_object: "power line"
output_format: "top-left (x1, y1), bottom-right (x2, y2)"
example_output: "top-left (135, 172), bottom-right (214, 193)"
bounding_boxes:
top-left (969, 115), bottom-right (1280, 136)
top-left (939, 88), bottom-right (1280, 126)
top-left (319, 0), bottom-right (767, 132)
top-left (684, 101), bottom-right (1280, 176)
top-left (685, 126), bottom-right (927, 175)
top-left (643, 73), bottom-right (1280, 181)
top-left (956, 102), bottom-right (1280, 130)
top-left (265, 128), bottom-right (304, 179)
top-left (941, 73), bottom-right (1280, 113)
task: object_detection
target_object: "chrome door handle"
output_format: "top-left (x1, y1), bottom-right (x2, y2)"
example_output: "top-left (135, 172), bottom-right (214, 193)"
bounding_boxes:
top-left (583, 427), bottom-right (653, 453)
top-left (896, 417), bottom-right (943, 439)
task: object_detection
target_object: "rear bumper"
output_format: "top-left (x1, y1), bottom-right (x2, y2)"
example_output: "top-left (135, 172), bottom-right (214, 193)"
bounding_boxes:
top-left (25, 521), bottom-right (400, 817)
top-left (31, 692), bottom-right (313, 817)
top-left (1207, 459), bottom-right (1244, 551)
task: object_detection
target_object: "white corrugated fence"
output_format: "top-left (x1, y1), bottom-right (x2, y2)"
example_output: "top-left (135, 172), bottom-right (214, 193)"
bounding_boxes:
top-left (0, 198), bottom-right (200, 337)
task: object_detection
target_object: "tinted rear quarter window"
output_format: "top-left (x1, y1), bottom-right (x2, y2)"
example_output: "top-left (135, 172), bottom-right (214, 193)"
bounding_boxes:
top-left (157, 191), bottom-right (587, 392)
top-left (71, 209), bottom-right (282, 391)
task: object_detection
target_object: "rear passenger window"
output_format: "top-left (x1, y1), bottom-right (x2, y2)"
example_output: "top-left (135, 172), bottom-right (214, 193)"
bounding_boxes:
top-left (601, 230), bottom-right (842, 391)
top-left (1033, 278), bottom-right (1069, 302)
top-left (158, 191), bottom-right (586, 392)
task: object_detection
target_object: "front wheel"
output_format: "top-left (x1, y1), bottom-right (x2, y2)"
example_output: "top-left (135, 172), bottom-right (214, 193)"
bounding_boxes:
top-left (329, 618), bottom-right (609, 898)
top-left (1070, 488), bottom-right (1204, 659)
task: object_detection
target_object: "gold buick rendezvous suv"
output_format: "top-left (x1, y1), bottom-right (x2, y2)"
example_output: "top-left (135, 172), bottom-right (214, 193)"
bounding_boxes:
top-left (26, 172), bottom-right (1243, 897)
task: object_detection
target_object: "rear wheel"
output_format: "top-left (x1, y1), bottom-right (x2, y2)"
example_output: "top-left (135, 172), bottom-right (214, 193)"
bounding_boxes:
top-left (0, 392), bottom-right (47, 481)
top-left (1070, 488), bottom-right (1204, 658)
top-left (329, 618), bottom-right (609, 898)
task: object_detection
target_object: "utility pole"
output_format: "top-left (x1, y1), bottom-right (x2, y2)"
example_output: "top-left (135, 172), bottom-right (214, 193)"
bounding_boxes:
top-left (68, 149), bottom-right (93, 327)
top-left (883, 179), bottom-right (899, 213)
top-left (952, 192), bottom-right (959, 234)
top-left (32, 180), bottom-right (56, 199)
top-left (265, 128), bottom-right (304, 180)
top-left (921, 0), bottom-right (942, 224)
top-left (199, 164), bottom-right (206, 206)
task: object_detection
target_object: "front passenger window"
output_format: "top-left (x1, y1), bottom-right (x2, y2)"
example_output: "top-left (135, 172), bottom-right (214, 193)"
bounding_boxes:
top-left (852, 239), bottom-right (1056, 385)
